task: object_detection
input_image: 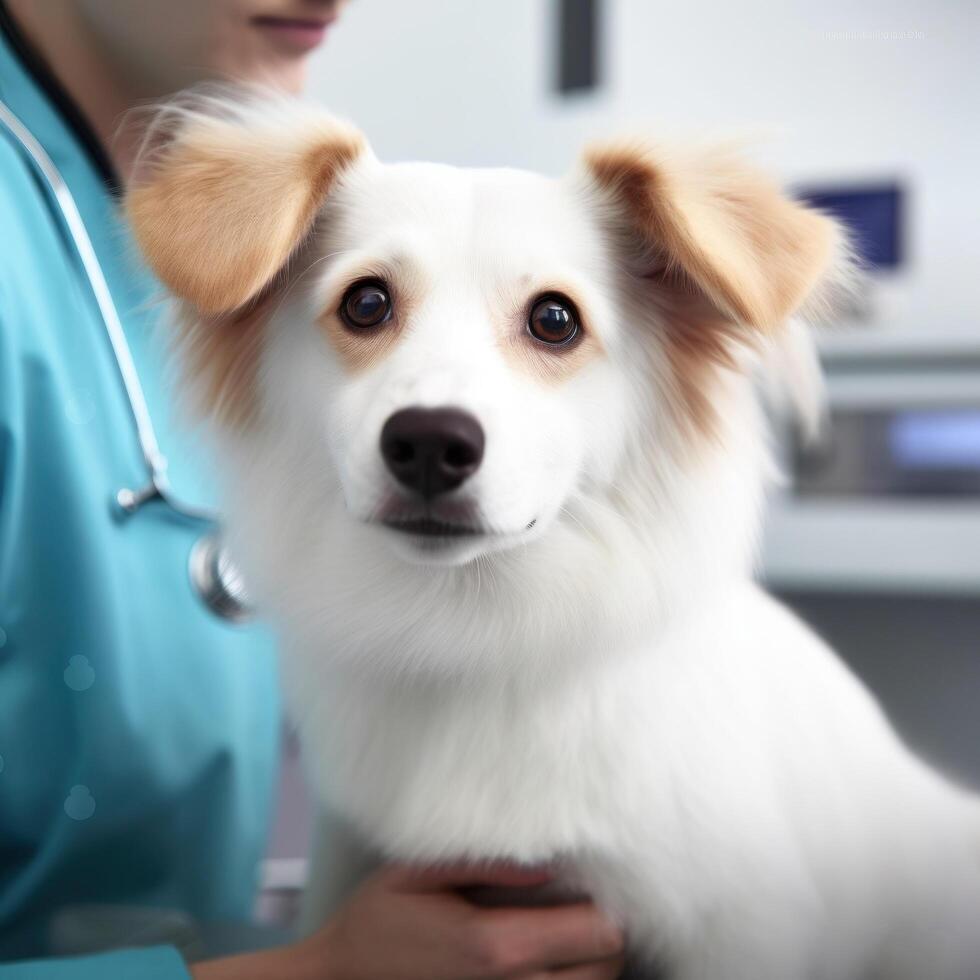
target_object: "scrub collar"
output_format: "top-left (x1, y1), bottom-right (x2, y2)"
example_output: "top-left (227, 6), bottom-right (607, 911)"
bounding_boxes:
top-left (0, 0), bottom-right (120, 196)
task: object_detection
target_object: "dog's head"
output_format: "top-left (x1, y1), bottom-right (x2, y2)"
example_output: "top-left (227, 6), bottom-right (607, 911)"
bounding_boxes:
top-left (127, 92), bottom-right (845, 675)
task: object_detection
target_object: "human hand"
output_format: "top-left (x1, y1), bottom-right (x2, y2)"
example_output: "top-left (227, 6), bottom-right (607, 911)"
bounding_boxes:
top-left (304, 861), bottom-right (626, 979)
top-left (190, 861), bottom-right (625, 979)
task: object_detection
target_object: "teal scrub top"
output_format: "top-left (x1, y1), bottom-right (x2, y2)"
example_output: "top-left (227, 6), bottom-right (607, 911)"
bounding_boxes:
top-left (0, 7), bottom-right (281, 976)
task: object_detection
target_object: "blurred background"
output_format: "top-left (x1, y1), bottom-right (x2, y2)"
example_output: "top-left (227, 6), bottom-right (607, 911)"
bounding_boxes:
top-left (261, 0), bottom-right (980, 923)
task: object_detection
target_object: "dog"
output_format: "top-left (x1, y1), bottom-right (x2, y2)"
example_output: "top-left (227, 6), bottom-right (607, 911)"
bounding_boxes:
top-left (126, 91), bottom-right (980, 979)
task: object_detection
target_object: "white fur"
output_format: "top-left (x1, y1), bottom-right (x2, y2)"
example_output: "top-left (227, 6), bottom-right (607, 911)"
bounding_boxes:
top-left (177, 121), bottom-right (980, 979)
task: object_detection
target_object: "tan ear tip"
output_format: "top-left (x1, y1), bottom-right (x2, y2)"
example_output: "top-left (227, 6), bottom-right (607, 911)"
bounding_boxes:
top-left (579, 139), bottom-right (669, 199)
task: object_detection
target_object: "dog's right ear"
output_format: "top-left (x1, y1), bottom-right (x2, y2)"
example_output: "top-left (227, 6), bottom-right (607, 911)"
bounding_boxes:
top-left (126, 93), bottom-right (367, 315)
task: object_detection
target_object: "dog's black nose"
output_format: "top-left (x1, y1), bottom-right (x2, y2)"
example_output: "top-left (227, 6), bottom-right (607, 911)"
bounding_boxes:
top-left (380, 407), bottom-right (485, 498)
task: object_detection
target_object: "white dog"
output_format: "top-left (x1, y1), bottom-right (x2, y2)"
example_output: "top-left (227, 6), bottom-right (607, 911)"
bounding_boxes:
top-left (127, 93), bottom-right (980, 979)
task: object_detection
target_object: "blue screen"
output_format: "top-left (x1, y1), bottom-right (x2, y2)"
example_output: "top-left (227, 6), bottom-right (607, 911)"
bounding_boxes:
top-left (889, 411), bottom-right (980, 470)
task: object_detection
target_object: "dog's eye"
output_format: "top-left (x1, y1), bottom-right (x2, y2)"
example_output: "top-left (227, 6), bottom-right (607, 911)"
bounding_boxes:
top-left (340, 280), bottom-right (392, 329)
top-left (528, 295), bottom-right (579, 346)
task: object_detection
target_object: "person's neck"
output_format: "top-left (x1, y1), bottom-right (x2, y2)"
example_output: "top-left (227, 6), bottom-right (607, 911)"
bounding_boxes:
top-left (6, 0), bottom-right (144, 185)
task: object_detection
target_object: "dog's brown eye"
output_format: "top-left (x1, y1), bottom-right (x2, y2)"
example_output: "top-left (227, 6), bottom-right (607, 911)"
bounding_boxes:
top-left (340, 280), bottom-right (392, 329)
top-left (528, 295), bottom-right (579, 346)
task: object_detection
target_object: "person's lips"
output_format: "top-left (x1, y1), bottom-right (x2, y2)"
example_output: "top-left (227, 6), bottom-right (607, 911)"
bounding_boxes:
top-left (252, 14), bottom-right (334, 52)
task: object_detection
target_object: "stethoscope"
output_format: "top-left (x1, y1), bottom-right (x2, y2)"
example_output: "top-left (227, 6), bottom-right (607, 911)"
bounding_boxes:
top-left (0, 98), bottom-right (252, 622)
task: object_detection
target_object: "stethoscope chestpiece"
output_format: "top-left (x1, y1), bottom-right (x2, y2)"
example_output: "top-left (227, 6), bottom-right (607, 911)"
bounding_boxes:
top-left (188, 532), bottom-right (254, 624)
top-left (112, 481), bottom-right (253, 624)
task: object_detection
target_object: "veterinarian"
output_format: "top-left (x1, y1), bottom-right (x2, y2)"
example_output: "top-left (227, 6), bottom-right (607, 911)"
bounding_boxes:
top-left (0, 1), bottom-right (625, 977)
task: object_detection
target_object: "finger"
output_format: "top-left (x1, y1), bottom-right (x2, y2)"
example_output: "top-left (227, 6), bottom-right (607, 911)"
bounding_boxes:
top-left (478, 902), bottom-right (625, 971)
top-left (534, 952), bottom-right (628, 978)
top-left (385, 860), bottom-right (556, 893)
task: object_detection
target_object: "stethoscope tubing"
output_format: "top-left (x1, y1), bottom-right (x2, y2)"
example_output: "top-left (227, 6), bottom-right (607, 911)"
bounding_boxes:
top-left (0, 97), bottom-right (252, 621)
top-left (0, 97), bottom-right (215, 526)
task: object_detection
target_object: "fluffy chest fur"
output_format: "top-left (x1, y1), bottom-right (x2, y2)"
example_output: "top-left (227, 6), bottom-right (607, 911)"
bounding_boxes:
top-left (289, 580), bottom-right (980, 977)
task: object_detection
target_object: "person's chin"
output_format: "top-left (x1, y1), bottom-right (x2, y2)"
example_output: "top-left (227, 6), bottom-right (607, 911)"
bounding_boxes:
top-left (273, 61), bottom-right (308, 94)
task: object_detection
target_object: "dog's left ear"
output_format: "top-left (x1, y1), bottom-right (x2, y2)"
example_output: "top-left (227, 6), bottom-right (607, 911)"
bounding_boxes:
top-left (126, 94), bottom-right (367, 315)
top-left (582, 140), bottom-right (840, 331)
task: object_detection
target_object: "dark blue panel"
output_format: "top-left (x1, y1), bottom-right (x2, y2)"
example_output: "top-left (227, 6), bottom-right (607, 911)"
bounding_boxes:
top-left (794, 183), bottom-right (905, 270)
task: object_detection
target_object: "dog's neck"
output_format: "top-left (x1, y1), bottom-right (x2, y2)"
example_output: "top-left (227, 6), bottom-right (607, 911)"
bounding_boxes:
top-left (285, 572), bottom-right (754, 864)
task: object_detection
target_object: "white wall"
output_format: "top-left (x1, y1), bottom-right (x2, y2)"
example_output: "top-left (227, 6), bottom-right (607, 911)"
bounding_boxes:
top-left (308, 0), bottom-right (979, 333)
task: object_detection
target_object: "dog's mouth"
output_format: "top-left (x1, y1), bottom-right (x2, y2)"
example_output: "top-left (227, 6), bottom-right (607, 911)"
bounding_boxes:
top-left (368, 499), bottom-right (539, 550)
top-left (381, 516), bottom-right (485, 538)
